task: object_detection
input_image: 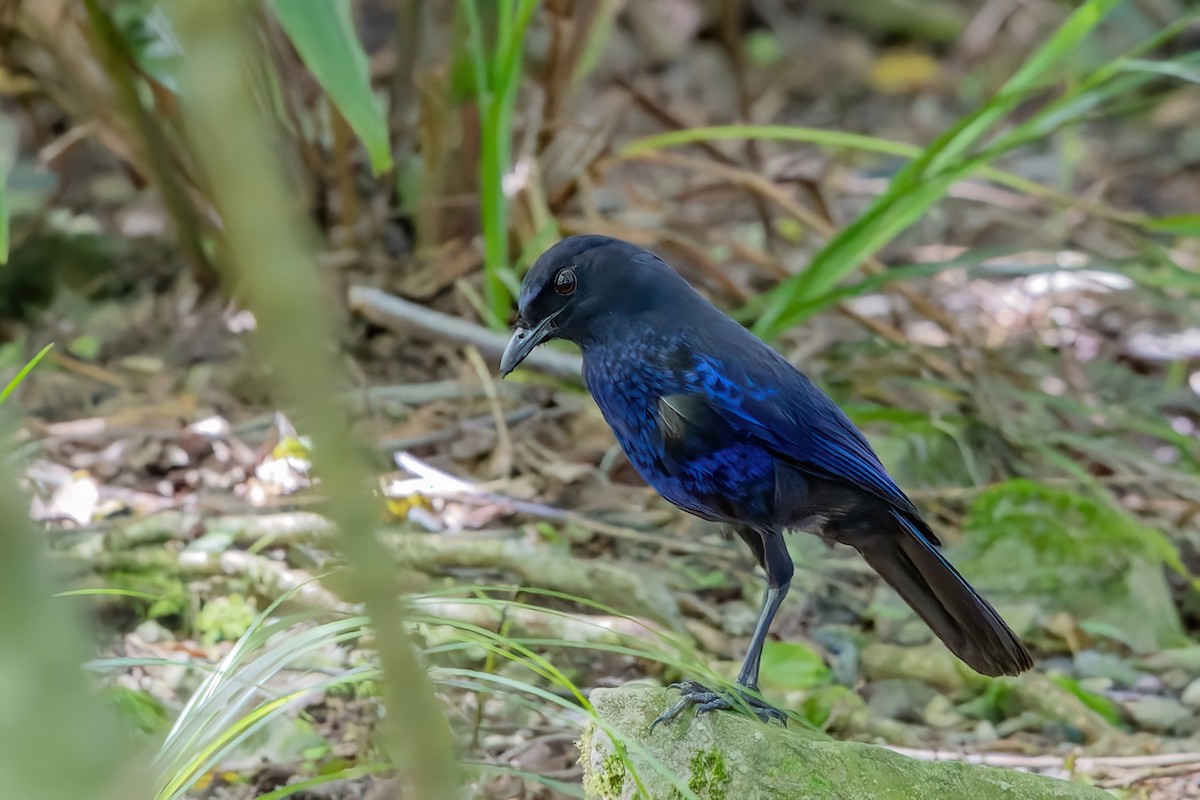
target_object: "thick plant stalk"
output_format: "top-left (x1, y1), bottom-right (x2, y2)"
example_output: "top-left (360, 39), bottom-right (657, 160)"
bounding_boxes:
top-left (171, 2), bottom-right (461, 797)
top-left (0, 413), bottom-right (141, 799)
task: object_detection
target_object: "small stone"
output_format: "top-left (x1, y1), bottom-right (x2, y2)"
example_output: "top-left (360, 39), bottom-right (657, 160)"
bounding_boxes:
top-left (923, 694), bottom-right (963, 729)
top-left (973, 720), bottom-right (999, 742)
top-left (866, 679), bottom-right (936, 721)
top-left (133, 620), bottom-right (172, 644)
top-left (1132, 675), bottom-right (1164, 694)
top-left (1181, 678), bottom-right (1200, 707)
top-left (1075, 650), bottom-right (1143, 687)
top-left (1123, 696), bottom-right (1191, 734)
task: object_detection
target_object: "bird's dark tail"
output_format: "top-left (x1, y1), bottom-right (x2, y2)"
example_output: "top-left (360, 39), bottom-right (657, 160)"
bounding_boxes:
top-left (856, 511), bottom-right (1032, 677)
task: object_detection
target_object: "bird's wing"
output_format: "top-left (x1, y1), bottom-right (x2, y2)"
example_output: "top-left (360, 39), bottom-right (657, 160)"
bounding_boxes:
top-left (677, 351), bottom-right (924, 521)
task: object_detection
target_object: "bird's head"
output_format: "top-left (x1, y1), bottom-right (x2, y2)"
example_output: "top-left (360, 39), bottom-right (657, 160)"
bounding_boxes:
top-left (499, 235), bottom-right (681, 376)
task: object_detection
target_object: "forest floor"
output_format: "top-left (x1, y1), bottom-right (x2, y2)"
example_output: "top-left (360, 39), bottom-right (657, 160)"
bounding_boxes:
top-left (5, 2), bottom-right (1200, 799)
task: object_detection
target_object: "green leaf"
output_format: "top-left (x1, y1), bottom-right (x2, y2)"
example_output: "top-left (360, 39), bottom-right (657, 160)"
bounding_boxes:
top-left (68, 334), bottom-right (102, 361)
top-left (757, 640), bottom-right (832, 691)
top-left (270, 0), bottom-right (392, 174)
top-left (462, 0), bottom-right (540, 326)
top-left (749, 0), bottom-right (1126, 338)
top-left (112, 1), bottom-right (183, 90)
top-left (108, 686), bottom-right (171, 736)
top-left (1144, 214), bottom-right (1200, 237)
top-left (1050, 675), bottom-right (1125, 727)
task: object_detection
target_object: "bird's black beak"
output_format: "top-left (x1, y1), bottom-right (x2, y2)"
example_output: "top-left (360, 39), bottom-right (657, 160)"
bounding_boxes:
top-left (499, 313), bottom-right (559, 377)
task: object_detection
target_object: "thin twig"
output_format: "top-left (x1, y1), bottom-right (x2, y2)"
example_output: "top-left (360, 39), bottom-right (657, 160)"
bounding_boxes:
top-left (391, 452), bottom-right (728, 556)
top-left (464, 345), bottom-right (516, 476)
top-left (886, 746), bottom-right (1200, 773)
top-left (348, 285), bottom-right (583, 381)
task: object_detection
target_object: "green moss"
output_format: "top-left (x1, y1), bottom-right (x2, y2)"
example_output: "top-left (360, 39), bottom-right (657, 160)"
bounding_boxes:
top-left (195, 593), bottom-right (257, 645)
top-left (579, 727), bottom-right (626, 799)
top-left (583, 686), bottom-right (1110, 800)
top-left (963, 479), bottom-right (1181, 574)
top-left (958, 479), bottom-right (1187, 652)
top-left (687, 749), bottom-right (731, 800)
top-left (803, 772), bottom-right (836, 794)
top-left (106, 569), bottom-right (189, 624)
top-left (598, 754), bottom-right (626, 797)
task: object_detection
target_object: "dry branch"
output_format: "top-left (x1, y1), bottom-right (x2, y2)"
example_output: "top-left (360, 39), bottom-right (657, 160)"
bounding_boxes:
top-left (348, 285), bottom-right (583, 380)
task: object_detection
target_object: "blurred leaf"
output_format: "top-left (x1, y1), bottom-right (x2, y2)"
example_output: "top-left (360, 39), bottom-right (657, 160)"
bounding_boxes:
top-left (270, 0), bottom-right (392, 174)
top-left (108, 686), bottom-right (170, 736)
top-left (68, 334), bottom-right (102, 361)
top-left (745, 30), bottom-right (783, 68)
top-left (1115, 56), bottom-right (1200, 85)
top-left (869, 50), bottom-right (940, 94)
top-left (112, 0), bottom-right (183, 90)
top-left (116, 600), bottom-right (373, 800)
top-left (757, 640), bottom-right (833, 691)
top-left (956, 680), bottom-right (1018, 722)
top-left (1049, 675), bottom-right (1125, 727)
top-left (797, 684), bottom-right (857, 729)
top-left (1143, 214), bottom-right (1200, 237)
top-left (570, 0), bottom-right (622, 87)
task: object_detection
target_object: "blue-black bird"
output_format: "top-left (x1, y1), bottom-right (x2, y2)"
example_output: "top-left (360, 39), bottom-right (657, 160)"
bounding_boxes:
top-left (499, 235), bottom-right (1032, 724)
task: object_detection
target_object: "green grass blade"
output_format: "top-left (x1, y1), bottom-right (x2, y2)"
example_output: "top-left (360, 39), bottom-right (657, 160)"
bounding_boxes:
top-left (255, 764), bottom-right (392, 800)
top-left (467, 763), bottom-right (586, 798)
top-left (0, 157), bottom-right (7, 266)
top-left (1115, 57), bottom-right (1200, 84)
top-left (466, 0), bottom-right (539, 326)
top-left (270, 0), bottom-right (392, 174)
top-left (751, 0), bottom-right (1123, 339)
top-left (0, 107), bottom-right (13, 266)
top-left (1144, 214), bottom-right (1200, 237)
top-left (56, 587), bottom-right (161, 601)
top-left (926, 0), bottom-right (1121, 174)
top-left (621, 124), bottom-right (921, 159)
top-left (620, 124), bottom-right (1183, 237)
top-left (1, 343), bottom-right (54, 404)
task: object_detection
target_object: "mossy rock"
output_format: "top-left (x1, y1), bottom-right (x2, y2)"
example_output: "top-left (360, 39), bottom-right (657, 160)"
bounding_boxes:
top-left (580, 685), bottom-right (1109, 800)
top-left (957, 479), bottom-right (1185, 653)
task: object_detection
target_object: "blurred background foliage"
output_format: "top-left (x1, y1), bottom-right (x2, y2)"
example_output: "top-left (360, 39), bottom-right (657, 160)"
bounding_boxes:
top-left (0, 0), bottom-right (1199, 797)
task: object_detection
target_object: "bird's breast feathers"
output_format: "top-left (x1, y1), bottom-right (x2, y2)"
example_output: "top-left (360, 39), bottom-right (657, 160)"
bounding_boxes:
top-left (582, 347), bottom-right (779, 522)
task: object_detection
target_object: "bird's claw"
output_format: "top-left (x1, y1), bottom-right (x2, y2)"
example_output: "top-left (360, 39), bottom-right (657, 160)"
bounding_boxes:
top-left (650, 679), bottom-right (787, 730)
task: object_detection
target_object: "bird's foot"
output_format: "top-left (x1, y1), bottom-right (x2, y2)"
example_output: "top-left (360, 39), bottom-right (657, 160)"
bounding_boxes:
top-left (650, 679), bottom-right (787, 730)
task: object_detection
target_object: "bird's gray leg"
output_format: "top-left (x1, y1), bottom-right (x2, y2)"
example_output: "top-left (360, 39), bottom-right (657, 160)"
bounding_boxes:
top-left (736, 532), bottom-right (793, 690)
top-left (651, 528), bottom-right (792, 729)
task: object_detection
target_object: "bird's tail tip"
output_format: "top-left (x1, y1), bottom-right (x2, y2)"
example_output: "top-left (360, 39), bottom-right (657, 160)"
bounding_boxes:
top-left (864, 511), bottom-right (1034, 678)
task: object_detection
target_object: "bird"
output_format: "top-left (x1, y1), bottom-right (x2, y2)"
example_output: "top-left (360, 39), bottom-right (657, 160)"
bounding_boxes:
top-left (499, 234), bottom-right (1032, 726)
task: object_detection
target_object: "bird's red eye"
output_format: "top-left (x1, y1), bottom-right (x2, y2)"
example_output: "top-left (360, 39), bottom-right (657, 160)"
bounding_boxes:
top-left (554, 267), bottom-right (577, 296)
